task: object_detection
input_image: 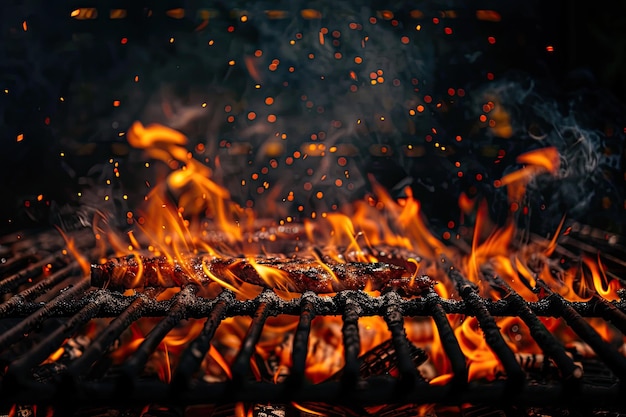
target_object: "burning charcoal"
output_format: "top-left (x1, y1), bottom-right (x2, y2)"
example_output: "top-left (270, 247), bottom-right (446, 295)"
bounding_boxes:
top-left (12, 405), bottom-right (35, 417)
top-left (32, 361), bottom-right (67, 382)
top-left (328, 338), bottom-right (427, 380)
top-left (253, 404), bottom-right (286, 417)
top-left (514, 353), bottom-right (582, 380)
top-left (31, 334), bottom-right (91, 383)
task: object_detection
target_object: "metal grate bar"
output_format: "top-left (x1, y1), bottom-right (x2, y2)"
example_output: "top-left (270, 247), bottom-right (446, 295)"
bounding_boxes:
top-left (483, 271), bottom-right (583, 380)
top-left (442, 258), bottom-right (525, 386)
top-left (383, 292), bottom-right (422, 392)
top-left (230, 297), bottom-right (272, 382)
top-left (171, 290), bottom-right (232, 391)
top-left (120, 285), bottom-right (199, 382)
top-left (591, 294), bottom-right (626, 335)
top-left (65, 290), bottom-right (159, 380)
top-left (0, 253), bottom-right (69, 295)
top-left (6, 291), bottom-right (105, 385)
top-left (538, 279), bottom-right (626, 380)
top-left (340, 298), bottom-right (361, 390)
top-left (0, 263), bottom-right (80, 317)
top-left (2, 287), bottom-right (625, 319)
top-left (426, 291), bottom-right (469, 386)
top-left (52, 377), bottom-right (623, 409)
top-left (287, 295), bottom-right (315, 388)
top-left (0, 278), bottom-right (91, 352)
top-left (0, 252), bottom-right (37, 276)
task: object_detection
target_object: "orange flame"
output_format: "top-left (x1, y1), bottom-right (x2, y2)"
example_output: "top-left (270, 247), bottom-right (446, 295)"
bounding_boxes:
top-left (583, 256), bottom-right (621, 301)
top-left (56, 228), bottom-right (92, 276)
top-left (465, 202), bottom-right (516, 294)
top-left (127, 121), bottom-right (248, 256)
top-left (455, 317), bottom-right (502, 381)
top-left (499, 147), bottom-right (560, 202)
top-left (78, 120), bottom-right (625, 389)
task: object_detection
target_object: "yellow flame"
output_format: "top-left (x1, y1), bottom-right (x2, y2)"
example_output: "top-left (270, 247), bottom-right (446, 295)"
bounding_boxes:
top-left (324, 213), bottom-right (377, 263)
top-left (246, 257), bottom-right (293, 292)
top-left (466, 202), bottom-right (516, 293)
top-left (584, 256), bottom-right (620, 301)
top-left (157, 343), bottom-right (172, 383)
top-left (125, 122), bottom-right (253, 261)
top-left (455, 317), bottom-right (502, 381)
top-left (513, 256), bottom-right (537, 290)
top-left (43, 346), bottom-right (65, 364)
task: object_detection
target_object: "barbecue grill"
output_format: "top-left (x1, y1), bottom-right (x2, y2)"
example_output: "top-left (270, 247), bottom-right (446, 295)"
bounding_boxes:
top-left (1, 226), bottom-right (626, 416)
top-left (1, 1), bottom-right (626, 416)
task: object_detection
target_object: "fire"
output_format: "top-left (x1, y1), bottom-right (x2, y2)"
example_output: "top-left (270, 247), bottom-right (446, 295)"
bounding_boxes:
top-left (127, 121), bottom-right (249, 253)
top-left (498, 146), bottom-right (560, 202)
top-left (456, 317), bottom-right (502, 381)
top-left (246, 257), bottom-right (294, 292)
top-left (57, 228), bottom-right (92, 276)
top-left (75, 120), bottom-right (625, 394)
top-left (583, 255), bottom-right (621, 301)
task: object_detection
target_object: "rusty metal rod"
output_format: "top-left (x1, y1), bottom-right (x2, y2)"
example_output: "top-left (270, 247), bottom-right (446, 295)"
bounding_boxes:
top-left (171, 292), bottom-right (231, 391)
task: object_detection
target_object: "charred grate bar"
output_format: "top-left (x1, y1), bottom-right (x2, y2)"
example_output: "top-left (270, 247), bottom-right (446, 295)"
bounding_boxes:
top-left (0, 283), bottom-right (626, 409)
top-left (1, 285), bottom-right (625, 318)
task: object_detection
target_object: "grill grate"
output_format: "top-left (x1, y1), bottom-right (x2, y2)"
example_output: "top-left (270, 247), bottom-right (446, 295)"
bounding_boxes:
top-left (0, 230), bottom-right (626, 414)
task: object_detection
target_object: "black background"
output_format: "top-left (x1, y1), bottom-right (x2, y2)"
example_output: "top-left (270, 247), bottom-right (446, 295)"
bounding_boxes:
top-left (0, 1), bottom-right (624, 234)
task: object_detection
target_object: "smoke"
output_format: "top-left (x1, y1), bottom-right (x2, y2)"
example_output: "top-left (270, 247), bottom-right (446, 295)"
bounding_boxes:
top-left (95, 1), bottom-right (444, 220)
top-left (470, 74), bottom-right (625, 232)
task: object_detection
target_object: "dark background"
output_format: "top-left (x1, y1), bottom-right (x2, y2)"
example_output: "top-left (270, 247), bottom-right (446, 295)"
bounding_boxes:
top-left (0, 0), bottom-right (624, 235)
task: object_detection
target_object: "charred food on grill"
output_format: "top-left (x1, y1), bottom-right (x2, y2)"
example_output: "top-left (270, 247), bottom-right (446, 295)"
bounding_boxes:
top-left (91, 255), bottom-right (435, 295)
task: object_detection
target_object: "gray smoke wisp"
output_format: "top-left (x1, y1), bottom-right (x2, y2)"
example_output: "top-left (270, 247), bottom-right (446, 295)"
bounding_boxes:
top-left (474, 76), bottom-right (624, 230)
